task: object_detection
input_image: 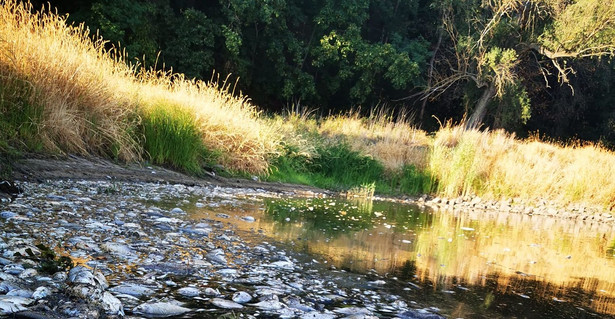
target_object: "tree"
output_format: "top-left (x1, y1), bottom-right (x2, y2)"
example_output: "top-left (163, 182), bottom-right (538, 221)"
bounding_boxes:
top-left (425, 0), bottom-right (615, 129)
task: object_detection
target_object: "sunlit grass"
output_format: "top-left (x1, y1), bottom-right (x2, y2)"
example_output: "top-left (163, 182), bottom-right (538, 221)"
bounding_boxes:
top-left (430, 124), bottom-right (615, 209)
top-left (318, 109), bottom-right (431, 171)
top-left (3, 0), bottom-right (615, 209)
top-left (0, 0), bottom-right (278, 173)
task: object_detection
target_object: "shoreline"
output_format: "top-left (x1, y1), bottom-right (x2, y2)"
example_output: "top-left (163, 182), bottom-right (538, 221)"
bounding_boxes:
top-left (10, 154), bottom-right (615, 227)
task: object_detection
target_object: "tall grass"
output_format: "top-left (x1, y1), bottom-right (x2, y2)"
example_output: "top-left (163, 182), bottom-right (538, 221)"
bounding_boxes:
top-left (0, 0), bottom-right (278, 173)
top-left (267, 111), bottom-right (435, 195)
top-left (430, 124), bottom-right (615, 208)
top-left (318, 109), bottom-right (431, 171)
top-left (0, 0), bottom-right (139, 159)
top-left (133, 73), bottom-right (279, 174)
top-left (3, 1), bottom-right (615, 209)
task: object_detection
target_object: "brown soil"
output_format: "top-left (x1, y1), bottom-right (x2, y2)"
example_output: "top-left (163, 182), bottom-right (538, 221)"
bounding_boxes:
top-left (10, 154), bottom-right (329, 196)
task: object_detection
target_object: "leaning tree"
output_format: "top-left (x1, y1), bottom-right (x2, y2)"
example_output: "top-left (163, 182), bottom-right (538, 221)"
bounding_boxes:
top-left (423, 0), bottom-right (615, 129)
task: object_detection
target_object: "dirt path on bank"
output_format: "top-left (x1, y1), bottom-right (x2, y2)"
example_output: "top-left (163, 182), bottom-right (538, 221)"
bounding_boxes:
top-left (10, 154), bottom-right (329, 196)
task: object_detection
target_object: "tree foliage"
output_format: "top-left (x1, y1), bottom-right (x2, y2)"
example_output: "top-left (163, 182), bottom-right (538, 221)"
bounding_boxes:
top-left (25, 0), bottom-right (615, 144)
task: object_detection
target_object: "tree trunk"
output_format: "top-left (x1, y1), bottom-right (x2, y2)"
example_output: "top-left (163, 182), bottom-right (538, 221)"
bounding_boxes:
top-left (420, 30), bottom-right (443, 123)
top-left (465, 83), bottom-right (496, 130)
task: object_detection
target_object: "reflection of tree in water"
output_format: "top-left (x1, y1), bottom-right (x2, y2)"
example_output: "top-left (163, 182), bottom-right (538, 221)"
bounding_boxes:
top-left (396, 259), bottom-right (417, 281)
top-left (397, 267), bottom-right (615, 319)
top-left (606, 238), bottom-right (615, 258)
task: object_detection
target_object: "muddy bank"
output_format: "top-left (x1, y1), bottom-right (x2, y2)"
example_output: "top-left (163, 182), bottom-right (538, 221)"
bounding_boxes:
top-left (10, 154), bottom-right (615, 226)
top-left (10, 154), bottom-right (329, 196)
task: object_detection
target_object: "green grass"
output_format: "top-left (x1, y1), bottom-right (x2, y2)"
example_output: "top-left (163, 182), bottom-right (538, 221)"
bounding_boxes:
top-left (267, 141), bottom-right (436, 196)
top-left (141, 104), bottom-right (218, 174)
top-left (0, 78), bottom-right (44, 152)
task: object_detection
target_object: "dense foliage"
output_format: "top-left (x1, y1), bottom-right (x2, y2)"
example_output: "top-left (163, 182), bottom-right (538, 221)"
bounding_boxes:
top-left (31, 0), bottom-right (615, 144)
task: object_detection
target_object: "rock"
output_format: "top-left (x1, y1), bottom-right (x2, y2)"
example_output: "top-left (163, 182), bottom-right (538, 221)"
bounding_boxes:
top-left (100, 242), bottom-right (136, 259)
top-left (19, 268), bottom-right (38, 279)
top-left (0, 295), bottom-right (33, 308)
top-left (177, 287), bottom-right (200, 297)
top-left (4, 264), bottom-right (25, 275)
top-left (170, 207), bottom-right (185, 214)
top-left (242, 216), bottom-right (256, 222)
top-left (397, 309), bottom-right (446, 319)
top-left (334, 306), bottom-right (372, 315)
top-left (133, 301), bottom-right (191, 317)
top-left (211, 298), bottom-right (244, 309)
top-left (0, 300), bottom-right (27, 314)
top-left (265, 260), bottom-right (294, 269)
top-left (203, 288), bottom-right (221, 296)
top-left (232, 291), bottom-right (252, 304)
top-left (206, 249), bottom-right (227, 265)
top-left (301, 312), bottom-right (337, 319)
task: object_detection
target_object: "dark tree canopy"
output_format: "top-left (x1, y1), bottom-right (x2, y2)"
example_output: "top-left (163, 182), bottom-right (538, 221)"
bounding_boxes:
top-left (29, 0), bottom-right (615, 145)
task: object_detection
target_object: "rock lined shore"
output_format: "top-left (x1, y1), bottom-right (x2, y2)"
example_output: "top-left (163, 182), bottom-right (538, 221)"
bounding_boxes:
top-left (1, 179), bottom-right (444, 318)
top-left (12, 155), bottom-right (615, 227)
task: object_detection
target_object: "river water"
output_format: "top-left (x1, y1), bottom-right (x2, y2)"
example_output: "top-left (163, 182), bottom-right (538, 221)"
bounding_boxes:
top-left (188, 195), bottom-right (615, 318)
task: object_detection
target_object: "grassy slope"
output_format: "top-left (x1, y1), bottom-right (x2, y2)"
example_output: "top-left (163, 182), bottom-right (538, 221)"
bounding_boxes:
top-left (2, 0), bottom-right (615, 210)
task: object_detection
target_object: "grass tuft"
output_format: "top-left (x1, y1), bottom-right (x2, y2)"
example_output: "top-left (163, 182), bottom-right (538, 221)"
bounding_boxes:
top-left (141, 103), bottom-right (216, 174)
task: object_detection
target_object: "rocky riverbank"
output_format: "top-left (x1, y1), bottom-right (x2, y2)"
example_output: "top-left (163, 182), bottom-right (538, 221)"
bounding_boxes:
top-left (1, 179), bottom-right (445, 318)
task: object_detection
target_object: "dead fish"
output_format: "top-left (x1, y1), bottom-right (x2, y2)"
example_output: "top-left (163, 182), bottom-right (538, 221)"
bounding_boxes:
top-left (251, 299), bottom-right (285, 311)
top-left (133, 302), bottom-right (191, 317)
top-left (211, 298), bottom-right (244, 309)
top-left (0, 300), bottom-right (27, 314)
top-left (110, 284), bottom-right (154, 298)
top-left (232, 291), bottom-right (252, 304)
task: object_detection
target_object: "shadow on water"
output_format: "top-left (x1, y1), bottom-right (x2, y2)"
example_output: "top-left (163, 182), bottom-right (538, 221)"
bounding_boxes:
top-left (190, 196), bottom-right (615, 318)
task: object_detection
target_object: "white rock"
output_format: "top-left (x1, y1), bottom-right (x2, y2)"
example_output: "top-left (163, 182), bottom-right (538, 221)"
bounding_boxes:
top-left (251, 299), bottom-right (285, 310)
top-left (0, 300), bottom-right (27, 314)
top-left (109, 284), bottom-right (154, 298)
top-left (6, 289), bottom-right (33, 298)
top-left (203, 287), bottom-right (221, 296)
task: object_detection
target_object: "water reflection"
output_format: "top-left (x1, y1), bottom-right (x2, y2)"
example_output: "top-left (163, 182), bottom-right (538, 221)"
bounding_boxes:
top-left (191, 196), bottom-right (615, 318)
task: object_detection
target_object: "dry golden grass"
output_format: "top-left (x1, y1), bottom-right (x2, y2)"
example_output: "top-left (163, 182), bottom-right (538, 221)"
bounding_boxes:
top-left (430, 124), bottom-right (615, 209)
top-left (134, 72), bottom-right (280, 174)
top-left (318, 110), bottom-right (431, 171)
top-left (0, 0), bottom-right (278, 173)
top-left (0, 0), bottom-right (138, 160)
